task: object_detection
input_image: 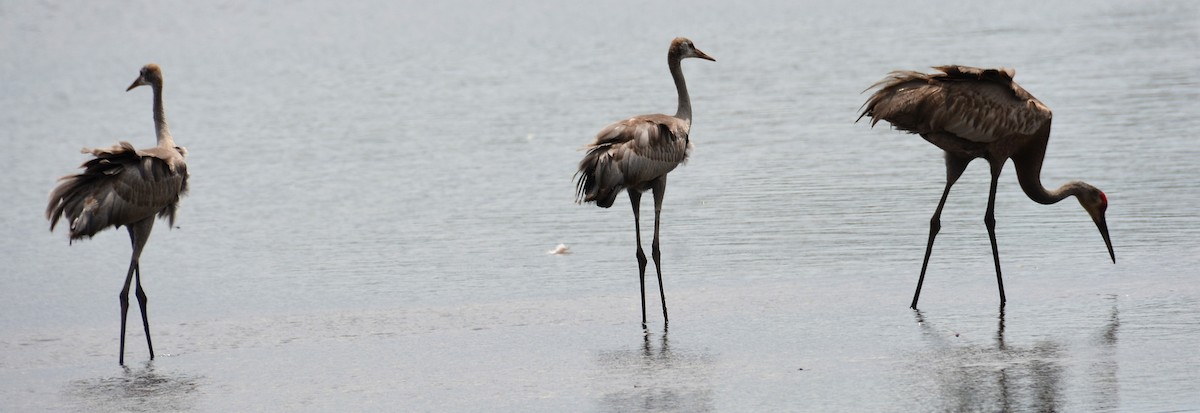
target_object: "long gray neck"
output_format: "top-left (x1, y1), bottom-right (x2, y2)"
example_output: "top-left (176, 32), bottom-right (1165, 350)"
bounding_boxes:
top-left (152, 82), bottom-right (174, 147)
top-left (1014, 138), bottom-right (1081, 205)
top-left (670, 56), bottom-right (692, 123)
top-left (1017, 168), bottom-right (1081, 205)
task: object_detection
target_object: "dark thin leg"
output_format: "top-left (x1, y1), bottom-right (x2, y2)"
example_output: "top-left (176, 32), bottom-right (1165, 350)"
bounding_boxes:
top-left (628, 189), bottom-right (648, 328)
top-left (985, 160), bottom-right (1007, 307)
top-left (118, 258), bottom-right (136, 366)
top-left (912, 154), bottom-right (971, 309)
top-left (650, 178), bottom-right (668, 324)
top-left (134, 262), bottom-right (154, 360)
top-left (119, 219), bottom-right (154, 365)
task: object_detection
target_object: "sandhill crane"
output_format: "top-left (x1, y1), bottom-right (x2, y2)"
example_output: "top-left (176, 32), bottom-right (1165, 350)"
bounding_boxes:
top-left (47, 64), bottom-right (189, 365)
top-left (575, 37), bottom-right (714, 327)
top-left (858, 65), bottom-right (1114, 309)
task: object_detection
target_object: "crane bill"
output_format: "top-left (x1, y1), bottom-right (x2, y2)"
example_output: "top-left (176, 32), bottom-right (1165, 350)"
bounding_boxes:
top-left (1094, 213), bottom-right (1115, 263)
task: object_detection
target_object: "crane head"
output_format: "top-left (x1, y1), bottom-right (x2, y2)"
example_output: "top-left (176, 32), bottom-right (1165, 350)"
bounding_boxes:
top-left (127, 63), bottom-right (162, 92)
top-left (1079, 188), bottom-right (1115, 263)
top-left (671, 37), bottom-right (716, 62)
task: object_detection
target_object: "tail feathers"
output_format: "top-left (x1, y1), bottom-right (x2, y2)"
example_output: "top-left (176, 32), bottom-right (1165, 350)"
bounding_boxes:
top-left (858, 65), bottom-right (1017, 126)
top-left (158, 204), bottom-right (179, 228)
top-left (48, 141), bottom-right (188, 243)
top-left (47, 176), bottom-right (108, 242)
top-left (857, 70), bottom-right (931, 126)
top-left (47, 142), bottom-right (137, 241)
top-left (157, 168), bottom-right (189, 227)
top-left (68, 199), bottom-right (104, 242)
top-left (575, 144), bottom-right (623, 208)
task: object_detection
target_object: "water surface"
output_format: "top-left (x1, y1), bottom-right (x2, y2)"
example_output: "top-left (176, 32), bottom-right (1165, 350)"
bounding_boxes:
top-left (2, 0), bottom-right (1198, 411)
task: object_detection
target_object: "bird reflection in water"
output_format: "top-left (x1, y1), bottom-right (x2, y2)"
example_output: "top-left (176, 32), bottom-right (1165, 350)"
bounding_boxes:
top-left (1089, 296), bottom-right (1121, 410)
top-left (67, 361), bottom-right (202, 412)
top-left (912, 309), bottom-right (1064, 412)
top-left (595, 327), bottom-right (715, 413)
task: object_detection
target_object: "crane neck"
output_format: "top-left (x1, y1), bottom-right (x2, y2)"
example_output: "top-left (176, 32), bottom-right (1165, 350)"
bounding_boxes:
top-left (670, 56), bottom-right (692, 123)
top-left (1013, 137), bottom-right (1083, 205)
top-left (151, 82), bottom-right (174, 147)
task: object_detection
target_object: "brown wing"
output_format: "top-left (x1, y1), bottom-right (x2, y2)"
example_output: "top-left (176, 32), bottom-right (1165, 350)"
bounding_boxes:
top-left (575, 114), bottom-right (692, 206)
top-left (859, 66), bottom-right (1052, 142)
top-left (47, 141), bottom-right (189, 241)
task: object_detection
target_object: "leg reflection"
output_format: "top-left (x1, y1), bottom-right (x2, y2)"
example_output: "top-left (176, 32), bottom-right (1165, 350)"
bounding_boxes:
top-left (911, 309), bottom-right (1061, 412)
top-left (597, 326), bottom-right (712, 412)
top-left (1090, 296), bottom-right (1120, 410)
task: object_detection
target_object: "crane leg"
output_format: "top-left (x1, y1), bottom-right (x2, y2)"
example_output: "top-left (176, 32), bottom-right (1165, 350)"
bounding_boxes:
top-left (118, 257), bottom-right (136, 366)
top-left (134, 262), bottom-right (155, 360)
top-left (985, 160), bottom-right (1007, 307)
top-left (628, 189), bottom-right (648, 328)
top-left (118, 219), bottom-right (154, 365)
top-left (651, 178), bottom-right (668, 325)
top-left (912, 154), bottom-right (971, 309)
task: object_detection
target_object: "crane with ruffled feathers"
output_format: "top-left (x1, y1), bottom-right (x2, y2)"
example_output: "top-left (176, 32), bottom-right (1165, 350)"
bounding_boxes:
top-left (575, 37), bottom-right (714, 327)
top-left (47, 64), bottom-right (189, 365)
top-left (859, 65), bottom-right (1114, 309)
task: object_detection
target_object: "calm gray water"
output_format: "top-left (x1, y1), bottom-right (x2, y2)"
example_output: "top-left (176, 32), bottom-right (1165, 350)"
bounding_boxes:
top-left (2, 0), bottom-right (1199, 411)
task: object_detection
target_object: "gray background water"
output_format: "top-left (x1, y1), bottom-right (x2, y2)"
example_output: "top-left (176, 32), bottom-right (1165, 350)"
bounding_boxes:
top-left (2, 0), bottom-right (1198, 411)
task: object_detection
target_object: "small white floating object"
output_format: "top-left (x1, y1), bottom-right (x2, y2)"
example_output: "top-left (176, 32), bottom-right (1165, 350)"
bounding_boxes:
top-left (548, 243), bottom-right (571, 255)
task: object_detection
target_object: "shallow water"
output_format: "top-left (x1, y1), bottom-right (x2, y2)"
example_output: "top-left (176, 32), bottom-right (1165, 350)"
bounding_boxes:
top-left (2, 0), bottom-right (1199, 411)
